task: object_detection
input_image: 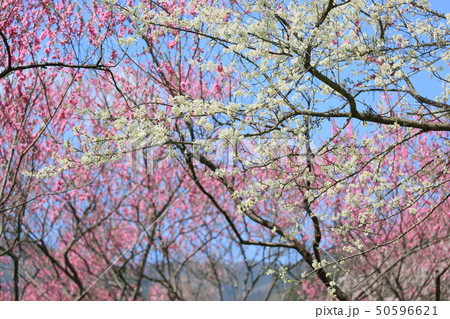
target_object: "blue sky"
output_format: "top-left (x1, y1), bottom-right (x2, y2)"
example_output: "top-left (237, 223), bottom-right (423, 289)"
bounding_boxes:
top-left (431, 0), bottom-right (450, 12)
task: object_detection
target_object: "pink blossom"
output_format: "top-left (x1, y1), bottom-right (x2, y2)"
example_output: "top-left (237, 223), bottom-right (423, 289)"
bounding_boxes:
top-left (168, 40), bottom-right (177, 49)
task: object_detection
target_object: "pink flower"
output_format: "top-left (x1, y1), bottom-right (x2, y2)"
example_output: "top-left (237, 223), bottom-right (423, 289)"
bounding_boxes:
top-left (168, 40), bottom-right (177, 49)
top-left (111, 50), bottom-right (118, 60)
top-left (52, 179), bottom-right (64, 192)
top-left (213, 81), bottom-right (221, 93)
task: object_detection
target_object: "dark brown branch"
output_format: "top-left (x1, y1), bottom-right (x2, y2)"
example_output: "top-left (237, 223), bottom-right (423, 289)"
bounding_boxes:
top-left (0, 31), bottom-right (111, 79)
top-left (0, 61), bottom-right (111, 79)
top-left (435, 261), bottom-right (450, 301)
top-left (0, 29), bottom-right (12, 71)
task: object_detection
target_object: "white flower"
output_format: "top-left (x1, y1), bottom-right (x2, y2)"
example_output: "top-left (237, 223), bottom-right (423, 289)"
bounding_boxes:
top-left (312, 259), bottom-right (320, 270)
top-left (118, 36), bottom-right (136, 46)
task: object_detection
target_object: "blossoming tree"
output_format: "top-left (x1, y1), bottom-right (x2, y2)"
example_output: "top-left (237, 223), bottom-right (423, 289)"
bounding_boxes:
top-left (1, 0), bottom-right (449, 300)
